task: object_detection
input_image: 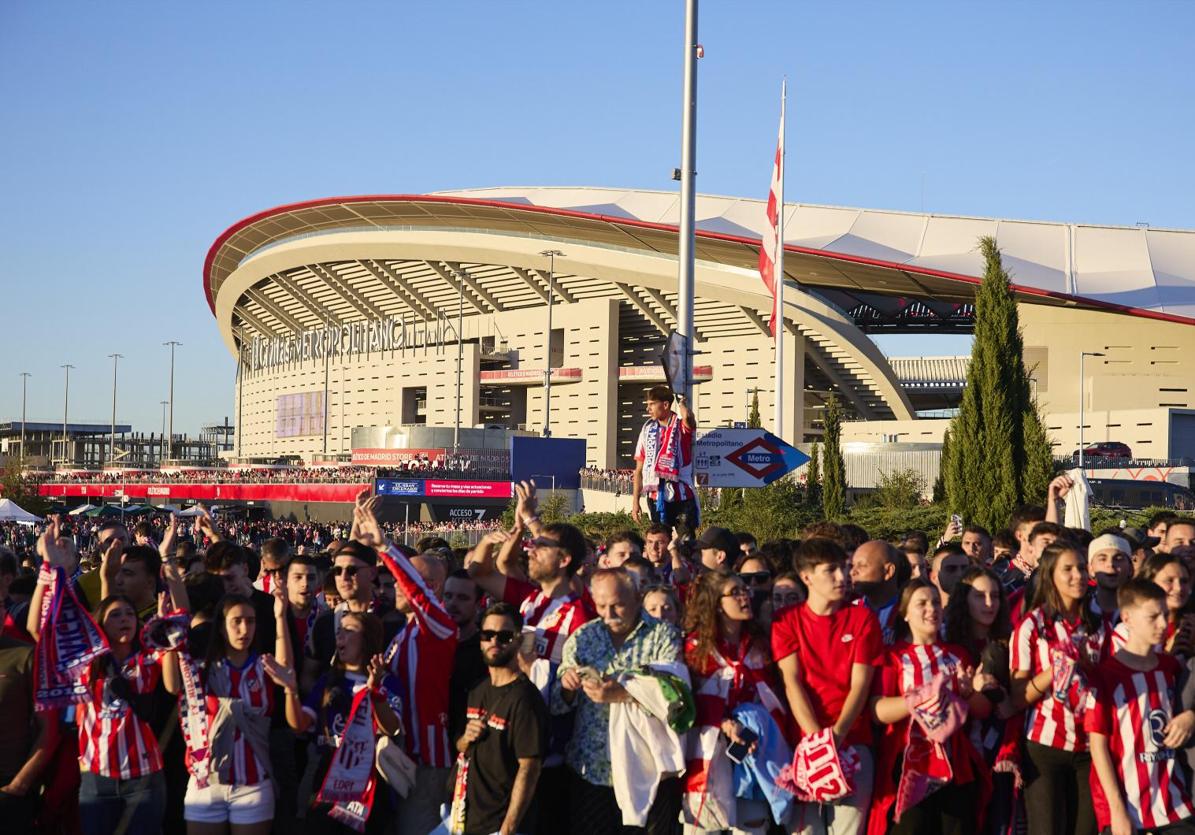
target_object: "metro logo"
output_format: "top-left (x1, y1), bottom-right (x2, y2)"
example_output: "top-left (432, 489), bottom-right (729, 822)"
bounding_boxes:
top-left (725, 438), bottom-right (786, 481)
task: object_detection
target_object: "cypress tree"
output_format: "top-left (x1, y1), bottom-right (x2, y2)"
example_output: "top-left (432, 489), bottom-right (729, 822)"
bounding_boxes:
top-left (806, 440), bottom-right (822, 509)
top-left (943, 236), bottom-right (1055, 531)
top-left (822, 396), bottom-right (846, 519)
top-left (748, 390), bottom-right (762, 429)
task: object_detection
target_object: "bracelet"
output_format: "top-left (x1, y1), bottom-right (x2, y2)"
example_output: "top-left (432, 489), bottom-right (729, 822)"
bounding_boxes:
top-left (1027, 678), bottom-right (1042, 696)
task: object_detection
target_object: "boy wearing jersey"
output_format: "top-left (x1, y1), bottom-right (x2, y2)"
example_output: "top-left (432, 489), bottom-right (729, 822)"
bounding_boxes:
top-left (773, 537), bottom-right (882, 835)
top-left (1088, 579), bottom-right (1195, 835)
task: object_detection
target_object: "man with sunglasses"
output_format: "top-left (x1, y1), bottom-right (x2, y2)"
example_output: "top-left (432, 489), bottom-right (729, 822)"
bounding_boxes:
top-left (253, 537), bottom-right (290, 595)
top-left (456, 602), bottom-right (548, 835)
top-left (465, 481), bottom-right (594, 835)
top-left (301, 539), bottom-right (380, 690)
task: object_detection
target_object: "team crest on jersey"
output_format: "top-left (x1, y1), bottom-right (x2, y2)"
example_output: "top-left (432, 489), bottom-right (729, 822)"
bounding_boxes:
top-left (539, 610), bottom-right (563, 630)
top-left (246, 675), bottom-right (261, 693)
top-left (1148, 708), bottom-right (1169, 750)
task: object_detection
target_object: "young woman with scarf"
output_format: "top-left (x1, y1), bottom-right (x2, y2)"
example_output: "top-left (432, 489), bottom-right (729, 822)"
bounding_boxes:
top-left (76, 593), bottom-right (174, 835)
top-left (1010, 541), bottom-right (1111, 835)
top-left (868, 580), bottom-right (992, 835)
top-left (681, 569), bottom-right (790, 835)
top-left (276, 611), bottom-right (401, 835)
top-left (161, 586), bottom-right (300, 835)
top-left (942, 567), bottom-right (1021, 835)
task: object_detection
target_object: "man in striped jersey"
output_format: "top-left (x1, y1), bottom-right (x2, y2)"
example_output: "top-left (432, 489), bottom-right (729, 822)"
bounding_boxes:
top-left (465, 480), bottom-right (594, 835)
top-left (352, 490), bottom-right (459, 835)
top-left (1088, 578), bottom-right (1195, 835)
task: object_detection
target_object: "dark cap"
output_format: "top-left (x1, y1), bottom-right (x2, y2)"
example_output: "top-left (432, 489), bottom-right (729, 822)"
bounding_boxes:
top-left (1121, 526), bottom-right (1159, 549)
top-left (695, 526), bottom-right (739, 557)
top-left (335, 540), bottom-right (378, 567)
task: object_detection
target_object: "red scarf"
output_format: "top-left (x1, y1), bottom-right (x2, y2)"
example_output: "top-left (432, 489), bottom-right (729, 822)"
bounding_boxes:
top-left (316, 685), bottom-right (377, 831)
top-left (34, 566), bottom-right (109, 711)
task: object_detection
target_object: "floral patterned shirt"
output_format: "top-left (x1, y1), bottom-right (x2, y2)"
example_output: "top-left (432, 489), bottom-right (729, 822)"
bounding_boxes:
top-left (550, 614), bottom-right (681, 786)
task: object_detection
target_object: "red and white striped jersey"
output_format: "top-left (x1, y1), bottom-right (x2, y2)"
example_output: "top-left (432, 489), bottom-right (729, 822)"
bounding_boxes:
top-left (503, 576), bottom-right (594, 665)
top-left (1086, 654), bottom-right (1195, 830)
top-left (1012, 608), bottom-right (1110, 752)
top-left (78, 652), bottom-right (164, 779)
top-left (379, 544), bottom-right (458, 769)
top-left (189, 655), bottom-right (274, 786)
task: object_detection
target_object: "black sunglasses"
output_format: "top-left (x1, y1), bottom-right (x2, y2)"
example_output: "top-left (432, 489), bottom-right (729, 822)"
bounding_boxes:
top-left (479, 629), bottom-right (517, 645)
top-left (331, 565), bottom-right (360, 579)
top-left (738, 571), bottom-right (772, 585)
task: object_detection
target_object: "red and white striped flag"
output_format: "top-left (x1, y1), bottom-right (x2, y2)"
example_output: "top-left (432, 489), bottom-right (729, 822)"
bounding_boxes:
top-left (758, 91), bottom-right (785, 338)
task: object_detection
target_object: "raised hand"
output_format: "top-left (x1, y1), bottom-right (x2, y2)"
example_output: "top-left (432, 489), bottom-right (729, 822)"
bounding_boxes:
top-left (366, 652), bottom-right (388, 690)
top-left (272, 583), bottom-right (288, 619)
top-left (352, 489), bottom-right (383, 547)
top-left (261, 654), bottom-right (298, 692)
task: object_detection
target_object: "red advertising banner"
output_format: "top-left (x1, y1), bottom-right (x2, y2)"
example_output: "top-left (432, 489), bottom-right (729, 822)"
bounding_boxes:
top-left (423, 480), bottom-right (512, 499)
top-left (39, 483), bottom-right (370, 503)
top-left (351, 448), bottom-right (446, 465)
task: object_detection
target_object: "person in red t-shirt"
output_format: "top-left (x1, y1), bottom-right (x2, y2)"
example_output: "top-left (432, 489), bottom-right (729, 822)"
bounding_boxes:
top-left (772, 537), bottom-right (882, 835)
top-left (1088, 579), bottom-right (1195, 835)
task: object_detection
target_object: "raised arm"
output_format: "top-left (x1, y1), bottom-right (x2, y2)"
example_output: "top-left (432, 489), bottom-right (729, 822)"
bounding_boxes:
top-left (464, 530), bottom-right (513, 601)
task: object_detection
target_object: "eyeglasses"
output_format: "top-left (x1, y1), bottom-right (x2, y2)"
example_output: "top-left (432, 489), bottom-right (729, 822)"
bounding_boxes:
top-left (721, 587), bottom-right (752, 600)
top-left (331, 565), bottom-right (360, 579)
top-left (738, 571), bottom-right (771, 586)
top-left (530, 537), bottom-right (561, 550)
top-left (479, 629), bottom-right (518, 645)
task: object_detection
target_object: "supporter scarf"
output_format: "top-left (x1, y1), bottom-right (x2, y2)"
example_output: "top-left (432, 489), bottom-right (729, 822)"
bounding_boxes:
top-left (894, 673), bottom-right (966, 821)
top-left (34, 566), bottom-right (109, 711)
top-left (776, 728), bottom-right (859, 803)
top-left (317, 685), bottom-right (377, 829)
top-left (143, 611), bottom-right (212, 787)
top-left (447, 751), bottom-right (470, 835)
top-left (653, 413), bottom-right (682, 483)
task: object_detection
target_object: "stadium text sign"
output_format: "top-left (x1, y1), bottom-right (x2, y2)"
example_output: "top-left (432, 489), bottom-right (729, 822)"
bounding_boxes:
top-left (694, 429), bottom-right (809, 488)
top-left (247, 310), bottom-right (462, 372)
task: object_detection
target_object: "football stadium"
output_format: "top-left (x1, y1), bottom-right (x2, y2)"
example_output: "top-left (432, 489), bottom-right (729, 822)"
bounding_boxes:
top-left (205, 186), bottom-right (1195, 470)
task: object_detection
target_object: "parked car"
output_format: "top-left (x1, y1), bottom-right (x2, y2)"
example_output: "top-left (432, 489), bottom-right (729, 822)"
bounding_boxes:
top-left (1088, 478), bottom-right (1194, 510)
top-left (1071, 441), bottom-right (1132, 461)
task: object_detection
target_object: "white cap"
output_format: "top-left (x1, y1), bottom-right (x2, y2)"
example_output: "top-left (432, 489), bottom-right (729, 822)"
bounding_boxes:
top-left (1088, 533), bottom-right (1131, 560)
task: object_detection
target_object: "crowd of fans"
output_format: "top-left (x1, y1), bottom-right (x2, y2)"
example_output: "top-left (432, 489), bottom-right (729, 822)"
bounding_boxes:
top-left (35, 459), bottom-right (510, 487)
top-left (2, 480), bottom-right (1194, 835)
top-left (580, 467), bottom-right (634, 495)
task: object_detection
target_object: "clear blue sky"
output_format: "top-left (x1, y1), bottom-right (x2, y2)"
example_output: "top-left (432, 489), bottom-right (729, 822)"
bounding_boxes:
top-left (3, 1), bottom-right (1192, 436)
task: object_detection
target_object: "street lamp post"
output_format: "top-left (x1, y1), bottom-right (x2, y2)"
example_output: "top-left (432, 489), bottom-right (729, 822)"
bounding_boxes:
top-left (160, 400), bottom-right (169, 465)
top-left (538, 250), bottom-right (563, 438)
top-left (108, 353), bottom-right (123, 466)
top-left (60, 364), bottom-right (74, 463)
top-left (164, 341), bottom-right (182, 461)
top-left (1078, 351), bottom-right (1105, 471)
top-left (453, 268), bottom-right (465, 453)
top-left (19, 372), bottom-right (30, 461)
top-left (675, 0), bottom-right (699, 404)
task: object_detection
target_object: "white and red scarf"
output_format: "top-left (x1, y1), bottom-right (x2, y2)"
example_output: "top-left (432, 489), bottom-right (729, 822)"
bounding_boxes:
top-left (894, 673), bottom-right (967, 821)
top-left (316, 685), bottom-right (377, 832)
top-left (777, 728), bottom-right (860, 803)
top-left (34, 566), bottom-right (109, 711)
top-left (683, 636), bottom-right (786, 828)
top-left (142, 610), bottom-right (214, 787)
top-left (653, 413), bottom-right (682, 483)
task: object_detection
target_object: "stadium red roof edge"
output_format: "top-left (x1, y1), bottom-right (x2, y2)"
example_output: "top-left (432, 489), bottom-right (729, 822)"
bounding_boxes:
top-left (203, 194), bottom-right (1195, 328)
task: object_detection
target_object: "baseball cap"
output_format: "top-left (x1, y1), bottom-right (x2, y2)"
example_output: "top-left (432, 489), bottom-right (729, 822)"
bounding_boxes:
top-left (1121, 526), bottom-right (1159, 549)
top-left (1087, 534), bottom-right (1131, 560)
top-left (695, 526), bottom-right (739, 557)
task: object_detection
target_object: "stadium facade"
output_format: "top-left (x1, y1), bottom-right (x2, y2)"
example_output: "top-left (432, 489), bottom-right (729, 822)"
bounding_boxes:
top-left (206, 187), bottom-right (1195, 468)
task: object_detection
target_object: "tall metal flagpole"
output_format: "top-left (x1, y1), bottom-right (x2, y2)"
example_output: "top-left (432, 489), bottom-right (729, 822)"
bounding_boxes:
top-left (19, 372), bottom-right (30, 460)
top-left (164, 341), bottom-right (181, 460)
top-left (454, 268), bottom-right (464, 453)
top-left (774, 80), bottom-right (786, 438)
top-left (676, 0), bottom-right (699, 403)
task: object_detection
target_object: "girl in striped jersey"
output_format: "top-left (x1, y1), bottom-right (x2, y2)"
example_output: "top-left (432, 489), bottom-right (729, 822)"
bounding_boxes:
top-left (1010, 542), bottom-right (1112, 835)
top-left (162, 590), bottom-right (302, 834)
top-left (77, 595), bottom-right (168, 835)
top-left (869, 580), bottom-right (992, 835)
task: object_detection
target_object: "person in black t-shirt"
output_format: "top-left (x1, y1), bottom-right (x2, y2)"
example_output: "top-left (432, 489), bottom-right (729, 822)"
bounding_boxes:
top-left (456, 602), bottom-right (548, 835)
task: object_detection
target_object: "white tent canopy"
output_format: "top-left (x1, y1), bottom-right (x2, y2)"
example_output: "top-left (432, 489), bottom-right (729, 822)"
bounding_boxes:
top-left (0, 498), bottom-right (42, 523)
top-left (68, 503), bottom-right (98, 515)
